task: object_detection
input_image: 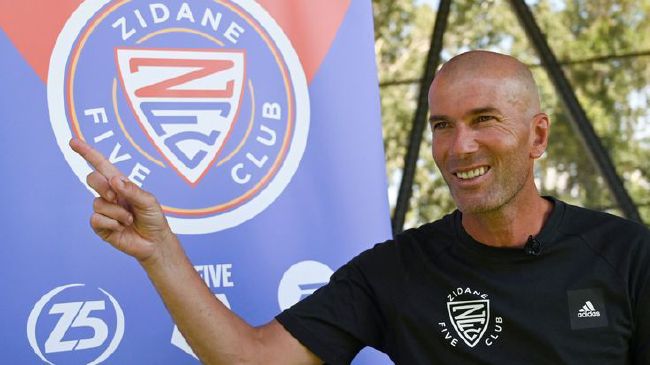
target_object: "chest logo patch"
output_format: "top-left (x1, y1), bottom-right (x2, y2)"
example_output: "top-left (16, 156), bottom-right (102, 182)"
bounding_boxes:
top-left (567, 288), bottom-right (608, 329)
top-left (447, 299), bottom-right (490, 347)
top-left (438, 287), bottom-right (503, 349)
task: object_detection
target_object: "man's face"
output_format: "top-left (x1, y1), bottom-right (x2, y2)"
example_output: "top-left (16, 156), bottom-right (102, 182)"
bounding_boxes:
top-left (428, 75), bottom-right (536, 214)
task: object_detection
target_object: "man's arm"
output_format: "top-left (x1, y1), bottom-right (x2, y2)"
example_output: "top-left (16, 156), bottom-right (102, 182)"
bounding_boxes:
top-left (633, 228), bottom-right (650, 365)
top-left (69, 138), bottom-right (321, 365)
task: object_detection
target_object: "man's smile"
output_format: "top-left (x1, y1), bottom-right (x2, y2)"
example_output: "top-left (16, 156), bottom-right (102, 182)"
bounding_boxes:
top-left (452, 165), bottom-right (491, 181)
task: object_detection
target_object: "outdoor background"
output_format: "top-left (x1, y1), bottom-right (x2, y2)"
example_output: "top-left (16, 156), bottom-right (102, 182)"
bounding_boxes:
top-left (373, 0), bottom-right (650, 227)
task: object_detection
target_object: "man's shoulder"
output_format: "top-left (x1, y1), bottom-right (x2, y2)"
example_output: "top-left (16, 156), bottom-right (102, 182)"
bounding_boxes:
top-left (383, 211), bottom-right (458, 259)
top-left (356, 211), bottom-right (458, 263)
top-left (397, 210), bottom-right (457, 244)
top-left (552, 199), bottom-right (650, 265)
top-left (557, 199), bottom-right (648, 239)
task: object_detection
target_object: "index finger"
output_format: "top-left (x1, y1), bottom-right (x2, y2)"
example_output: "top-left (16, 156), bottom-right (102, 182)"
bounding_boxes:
top-left (69, 138), bottom-right (123, 179)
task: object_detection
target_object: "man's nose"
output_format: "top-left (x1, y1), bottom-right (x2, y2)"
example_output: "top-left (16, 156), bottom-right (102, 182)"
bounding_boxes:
top-left (449, 125), bottom-right (479, 156)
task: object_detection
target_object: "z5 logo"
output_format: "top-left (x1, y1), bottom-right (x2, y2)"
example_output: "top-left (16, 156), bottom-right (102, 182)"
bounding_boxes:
top-left (45, 300), bottom-right (108, 353)
top-left (27, 284), bottom-right (124, 364)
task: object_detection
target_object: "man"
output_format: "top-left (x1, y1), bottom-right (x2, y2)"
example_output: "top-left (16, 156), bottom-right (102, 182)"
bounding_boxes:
top-left (70, 50), bottom-right (649, 364)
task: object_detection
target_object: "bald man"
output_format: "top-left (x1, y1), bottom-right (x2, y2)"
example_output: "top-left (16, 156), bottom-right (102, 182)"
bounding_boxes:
top-left (71, 50), bottom-right (649, 364)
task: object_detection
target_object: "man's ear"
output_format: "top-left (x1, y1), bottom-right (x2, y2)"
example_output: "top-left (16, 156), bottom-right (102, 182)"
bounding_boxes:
top-left (530, 113), bottom-right (549, 159)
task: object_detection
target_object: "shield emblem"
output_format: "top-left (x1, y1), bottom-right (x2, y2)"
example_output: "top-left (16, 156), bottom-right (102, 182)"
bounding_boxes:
top-left (115, 47), bottom-right (245, 186)
top-left (447, 299), bottom-right (490, 348)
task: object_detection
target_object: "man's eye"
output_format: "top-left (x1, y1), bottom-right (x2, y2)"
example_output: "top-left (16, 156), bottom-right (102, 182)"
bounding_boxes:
top-left (432, 121), bottom-right (450, 130)
top-left (476, 115), bottom-right (494, 123)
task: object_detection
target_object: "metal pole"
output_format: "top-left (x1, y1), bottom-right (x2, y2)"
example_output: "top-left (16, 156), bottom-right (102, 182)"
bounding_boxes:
top-left (509, 0), bottom-right (642, 222)
top-left (391, 0), bottom-right (452, 235)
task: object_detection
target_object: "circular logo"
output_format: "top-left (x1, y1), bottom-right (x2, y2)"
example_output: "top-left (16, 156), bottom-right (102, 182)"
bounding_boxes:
top-left (49, 0), bottom-right (310, 234)
top-left (277, 260), bottom-right (333, 310)
top-left (26, 284), bottom-right (125, 365)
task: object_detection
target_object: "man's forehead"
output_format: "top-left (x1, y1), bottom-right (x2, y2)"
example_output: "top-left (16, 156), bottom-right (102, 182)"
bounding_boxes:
top-left (429, 106), bottom-right (502, 122)
top-left (431, 70), bottom-right (518, 91)
top-left (429, 76), bottom-right (501, 104)
top-left (429, 74), bottom-right (529, 113)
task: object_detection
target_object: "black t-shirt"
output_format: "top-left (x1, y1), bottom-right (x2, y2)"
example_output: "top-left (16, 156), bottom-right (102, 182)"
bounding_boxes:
top-left (276, 199), bottom-right (650, 364)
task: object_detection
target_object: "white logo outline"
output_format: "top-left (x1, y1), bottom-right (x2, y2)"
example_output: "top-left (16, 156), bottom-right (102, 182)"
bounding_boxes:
top-left (277, 260), bottom-right (333, 311)
top-left (115, 47), bottom-right (246, 186)
top-left (577, 300), bottom-right (601, 318)
top-left (446, 299), bottom-right (491, 348)
top-left (26, 283), bottom-right (125, 365)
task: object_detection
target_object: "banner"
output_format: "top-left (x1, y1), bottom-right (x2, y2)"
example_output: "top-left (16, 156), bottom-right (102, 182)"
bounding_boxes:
top-left (0, 1), bottom-right (391, 363)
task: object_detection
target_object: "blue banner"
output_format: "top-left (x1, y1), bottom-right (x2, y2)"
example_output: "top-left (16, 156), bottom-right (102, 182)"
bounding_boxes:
top-left (0, 0), bottom-right (391, 363)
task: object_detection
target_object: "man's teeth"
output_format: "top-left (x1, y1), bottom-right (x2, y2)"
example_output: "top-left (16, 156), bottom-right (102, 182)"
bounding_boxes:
top-left (456, 167), bottom-right (488, 180)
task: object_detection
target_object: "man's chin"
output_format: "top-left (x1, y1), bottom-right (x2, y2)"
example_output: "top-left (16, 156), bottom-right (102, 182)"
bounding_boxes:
top-left (454, 197), bottom-right (502, 215)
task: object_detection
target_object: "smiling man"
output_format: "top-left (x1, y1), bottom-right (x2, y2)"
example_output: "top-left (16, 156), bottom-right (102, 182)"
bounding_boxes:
top-left (427, 50), bottom-right (552, 247)
top-left (71, 50), bottom-right (649, 364)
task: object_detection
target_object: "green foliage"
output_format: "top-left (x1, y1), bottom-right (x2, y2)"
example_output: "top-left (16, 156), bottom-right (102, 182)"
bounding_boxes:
top-left (372, 0), bottom-right (650, 227)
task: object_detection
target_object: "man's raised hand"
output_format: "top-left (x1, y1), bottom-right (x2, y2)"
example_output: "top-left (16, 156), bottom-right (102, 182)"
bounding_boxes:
top-left (69, 138), bottom-right (325, 365)
top-left (69, 138), bottom-right (174, 263)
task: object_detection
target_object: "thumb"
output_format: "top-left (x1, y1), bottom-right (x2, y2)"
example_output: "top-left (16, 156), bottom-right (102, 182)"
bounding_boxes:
top-left (110, 176), bottom-right (159, 212)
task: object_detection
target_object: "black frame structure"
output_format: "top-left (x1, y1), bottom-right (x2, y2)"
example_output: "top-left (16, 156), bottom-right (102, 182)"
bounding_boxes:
top-left (391, 0), bottom-right (643, 235)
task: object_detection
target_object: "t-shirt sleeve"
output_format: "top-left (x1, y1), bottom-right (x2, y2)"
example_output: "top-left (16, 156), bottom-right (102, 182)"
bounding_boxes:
top-left (632, 227), bottom-right (650, 364)
top-left (275, 245), bottom-right (392, 365)
top-left (633, 277), bottom-right (650, 364)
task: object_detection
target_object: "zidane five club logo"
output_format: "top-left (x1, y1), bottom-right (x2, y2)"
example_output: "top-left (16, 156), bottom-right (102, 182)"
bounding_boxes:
top-left (439, 286), bottom-right (504, 349)
top-left (49, 0), bottom-right (310, 234)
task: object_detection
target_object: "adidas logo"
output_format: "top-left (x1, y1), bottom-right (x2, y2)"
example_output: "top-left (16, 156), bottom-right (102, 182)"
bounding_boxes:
top-left (577, 300), bottom-right (601, 317)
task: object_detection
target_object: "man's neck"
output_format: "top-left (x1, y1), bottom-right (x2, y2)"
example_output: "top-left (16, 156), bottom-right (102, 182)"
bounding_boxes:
top-left (461, 190), bottom-right (553, 249)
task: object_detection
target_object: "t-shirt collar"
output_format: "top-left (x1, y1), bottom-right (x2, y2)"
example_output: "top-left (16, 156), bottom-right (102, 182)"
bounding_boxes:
top-left (452, 196), bottom-right (566, 260)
